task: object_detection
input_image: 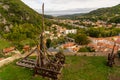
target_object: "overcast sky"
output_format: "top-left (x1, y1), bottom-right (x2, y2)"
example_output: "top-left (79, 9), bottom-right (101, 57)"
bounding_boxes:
top-left (21, 0), bottom-right (120, 16)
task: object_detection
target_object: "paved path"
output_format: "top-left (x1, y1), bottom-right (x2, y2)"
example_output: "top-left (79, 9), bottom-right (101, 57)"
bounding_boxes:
top-left (0, 51), bottom-right (29, 67)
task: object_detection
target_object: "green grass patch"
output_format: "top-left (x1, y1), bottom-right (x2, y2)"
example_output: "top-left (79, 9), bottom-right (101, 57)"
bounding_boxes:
top-left (0, 60), bottom-right (45, 80)
top-left (0, 56), bottom-right (120, 80)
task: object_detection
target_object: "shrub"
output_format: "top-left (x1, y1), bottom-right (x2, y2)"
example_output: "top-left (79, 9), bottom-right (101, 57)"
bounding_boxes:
top-left (78, 47), bottom-right (95, 52)
top-left (78, 47), bottom-right (89, 52)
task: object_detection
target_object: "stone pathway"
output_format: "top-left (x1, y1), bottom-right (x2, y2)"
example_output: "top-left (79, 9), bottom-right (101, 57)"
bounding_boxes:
top-left (0, 51), bottom-right (29, 67)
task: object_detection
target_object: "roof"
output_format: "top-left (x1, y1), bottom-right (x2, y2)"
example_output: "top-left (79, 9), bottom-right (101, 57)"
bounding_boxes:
top-left (116, 38), bottom-right (120, 44)
top-left (63, 42), bottom-right (75, 48)
top-left (23, 45), bottom-right (30, 49)
top-left (3, 47), bottom-right (15, 53)
top-left (0, 58), bottom-right (4, 61)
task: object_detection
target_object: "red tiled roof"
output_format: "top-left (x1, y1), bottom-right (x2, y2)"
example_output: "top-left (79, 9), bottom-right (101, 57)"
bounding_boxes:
top-left (0, 58), bottom-right (4, 61)
top-left (63, 42), bottom-right (75, 48)
top-left (3, 47), bottom-right (15, 53)
top-left (116, 38), bottom-right (120, 44)
top-left (23, 45), bottom-right (30, 49)
top-left (23, 45), bottom-right (30, 51)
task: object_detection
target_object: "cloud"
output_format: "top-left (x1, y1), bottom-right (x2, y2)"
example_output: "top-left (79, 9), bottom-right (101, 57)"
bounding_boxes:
top-left (21, 0), bottom-right (120, 15)
top-left (36, 8), bottom-right (96, 16)
top-left (22, 0), bottom-right (120, 10)
top-left (21, 0), bottom-right (42, 9)
top-left (45, 8), bottom-right (96, 16)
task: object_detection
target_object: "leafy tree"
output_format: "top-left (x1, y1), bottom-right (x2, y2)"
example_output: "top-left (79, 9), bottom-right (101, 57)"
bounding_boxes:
top-left (46, 39), bottom-right (51, 48)
top-left (67, 33), bottom-right (76, 39)
top-left (75, 34), bottom-right (90, 45)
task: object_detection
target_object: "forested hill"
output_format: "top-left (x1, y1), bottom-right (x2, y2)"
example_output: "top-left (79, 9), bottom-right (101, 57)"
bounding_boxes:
top-left (0, 0), bottom-right (43, 27)
top-left (58, 4), bottom-right (120, 23)
top-left (82, 4), bottom-right (120, 22)
top-left (0, 0), bottom-right (52, 49)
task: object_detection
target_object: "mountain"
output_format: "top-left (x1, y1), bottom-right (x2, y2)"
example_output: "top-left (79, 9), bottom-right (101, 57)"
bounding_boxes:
top-left (0, 0), bottom-right (52, 49)
top-left (82, 4), bottom-right (120, 22)
top-left (58, 4), bottom-right (120, 23)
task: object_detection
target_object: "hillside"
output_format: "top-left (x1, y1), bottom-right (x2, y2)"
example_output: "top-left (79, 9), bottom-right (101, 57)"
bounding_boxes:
top-left (58, 4), bottom-right (120, 23)
top-left (0, 0), bottom-right (51, 50)
top-left (0, 0), bottom-right (43, 27)
top-left (83, 4), bottom-right (120, 22)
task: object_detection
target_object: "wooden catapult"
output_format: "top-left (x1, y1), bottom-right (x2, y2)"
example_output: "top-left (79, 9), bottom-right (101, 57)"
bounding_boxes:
top-left (107, 42), bottom-right (116, 67)
top-left (16, 3), bottom-right (65, 80)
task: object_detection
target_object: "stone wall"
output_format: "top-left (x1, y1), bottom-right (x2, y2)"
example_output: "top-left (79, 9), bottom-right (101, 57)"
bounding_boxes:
top-left (64, 52), bottom-right (109, 56)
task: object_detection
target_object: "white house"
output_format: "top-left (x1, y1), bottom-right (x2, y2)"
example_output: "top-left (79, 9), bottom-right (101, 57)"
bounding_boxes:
top-left (44, 31), bottom-right (50, 34)
top-left (64, 29), bottom-right (77, 35)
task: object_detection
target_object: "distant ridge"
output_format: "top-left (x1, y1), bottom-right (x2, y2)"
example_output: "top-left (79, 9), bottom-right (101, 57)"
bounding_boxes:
top-left (57, 13), bottom-right (85, 19)
top-left (58, 4), bottom-right (120, 23)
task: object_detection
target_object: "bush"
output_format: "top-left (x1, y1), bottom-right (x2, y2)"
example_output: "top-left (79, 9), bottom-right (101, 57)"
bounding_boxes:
top-left (78, 47), bottom-right (89, 52)
top-left (78, 47), bottom-right (95, 52)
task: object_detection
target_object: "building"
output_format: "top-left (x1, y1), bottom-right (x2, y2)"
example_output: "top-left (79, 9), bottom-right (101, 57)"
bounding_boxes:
top-left (64, 29), bottom-right (77, 35)
top-left (61, 42), bottom-right (79, 52)
top-left (23, 45), bottom-right (30, 51)
top-left (3, 47), bottom-right (15, 53)
top-left (44, 31), bottom-right (50, 34)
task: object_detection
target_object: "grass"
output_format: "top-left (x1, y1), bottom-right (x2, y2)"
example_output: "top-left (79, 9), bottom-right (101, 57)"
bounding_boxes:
top-left (0, 56), bottom-right (120, 80)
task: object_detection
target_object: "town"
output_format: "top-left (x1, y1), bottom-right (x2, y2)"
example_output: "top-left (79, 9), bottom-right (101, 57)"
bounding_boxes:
top-left (1, 19), bottom-right (120, 60)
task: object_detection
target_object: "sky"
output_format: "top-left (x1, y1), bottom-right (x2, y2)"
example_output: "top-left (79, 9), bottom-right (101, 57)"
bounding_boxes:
top-left (21, 0), bottom-right (120, 16)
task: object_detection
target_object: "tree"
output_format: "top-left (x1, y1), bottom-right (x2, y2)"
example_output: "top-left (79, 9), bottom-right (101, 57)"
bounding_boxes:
top-left (86, 28), bottom-right (100, 38)
top-left (75, 34), bottom-right (90, 45)
top-left (67, 33), bottom-right (75, 39)
top-left (46, 39), bottom-right (51, 48)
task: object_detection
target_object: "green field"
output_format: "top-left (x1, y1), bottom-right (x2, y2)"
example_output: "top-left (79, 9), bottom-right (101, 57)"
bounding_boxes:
top-left (0, 56), bottom-right (120, 80)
